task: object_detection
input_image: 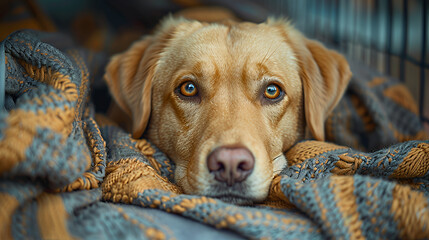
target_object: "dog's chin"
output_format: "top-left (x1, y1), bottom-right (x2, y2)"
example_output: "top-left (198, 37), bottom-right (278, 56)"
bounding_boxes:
top-left (203, 183), bottom-right (261, 205)
top-left (209, 194), bottom-right (255, 205)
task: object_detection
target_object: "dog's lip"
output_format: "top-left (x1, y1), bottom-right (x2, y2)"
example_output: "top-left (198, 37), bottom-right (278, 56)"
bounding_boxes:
top-left (208, 194), bottom-right (247, 199)
top-left (207, 194), bottom-right (255, 205)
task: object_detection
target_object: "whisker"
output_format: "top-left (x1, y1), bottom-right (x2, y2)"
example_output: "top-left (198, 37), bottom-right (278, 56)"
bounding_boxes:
top-left (261, 44), bottom-right (273, 64)
top-left (272, 154), bottom-right (285, 162)
top-left (261, 43), bottom-right (282, 65)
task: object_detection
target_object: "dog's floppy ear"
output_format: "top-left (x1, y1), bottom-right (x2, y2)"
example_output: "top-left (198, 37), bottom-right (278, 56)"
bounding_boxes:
top-left (299, 39), bottom-right (351, 141)
top-left (270, 19), bottom-right (351, 140)
top-left (105, 17), bottom-right (204, 138)
top-left (104, 37), bottom-right (157, 138)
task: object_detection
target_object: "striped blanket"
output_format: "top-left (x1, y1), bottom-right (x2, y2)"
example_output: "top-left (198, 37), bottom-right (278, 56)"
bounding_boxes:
top-left (0, 30), bottom-right (428, 240)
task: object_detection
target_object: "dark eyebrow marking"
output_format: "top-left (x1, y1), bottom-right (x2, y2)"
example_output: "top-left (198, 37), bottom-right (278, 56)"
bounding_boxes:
top-left (257, 62), bottom-right (270, 80)
top-left (240, 56), bottom-right (249, 85)
top-left (192, 62), bottom-right (204, 79)
top-left (210, 56), bottom-right (222, 87)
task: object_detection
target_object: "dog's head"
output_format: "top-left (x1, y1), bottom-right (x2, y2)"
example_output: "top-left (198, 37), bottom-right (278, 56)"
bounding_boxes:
top-left (105, 17), bottom-right (351, 204)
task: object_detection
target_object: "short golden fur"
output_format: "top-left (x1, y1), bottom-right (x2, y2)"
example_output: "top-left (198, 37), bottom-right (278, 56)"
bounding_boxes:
top-left (105, 17), bottom-right (351, 204)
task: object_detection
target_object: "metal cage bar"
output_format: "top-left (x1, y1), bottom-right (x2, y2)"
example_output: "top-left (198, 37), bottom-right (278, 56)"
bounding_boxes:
top-left (420, 0), bottom-right (427, 122)
top-left (265, 0), bottom-right (428, 128)
top-left (400, 0), bottom-right (408, 82)
top-left (386, 0), bottom-right (393, 75)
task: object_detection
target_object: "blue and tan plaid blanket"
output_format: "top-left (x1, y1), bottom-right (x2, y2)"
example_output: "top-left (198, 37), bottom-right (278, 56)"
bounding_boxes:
top-left (0, 30), bottom-right (428, 240)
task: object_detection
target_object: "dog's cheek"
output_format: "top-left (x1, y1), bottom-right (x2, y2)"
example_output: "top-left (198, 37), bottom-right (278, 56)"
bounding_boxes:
top-left (148, 98), bottom-right (210, 195)
top-left (277, 103), bottom-right (305, 152)
top-left (173, 165), bottom-right (193, 193)
top-left (178, 130), bottom-right (216, 195)
top-left (157, 114), bottom-right (208, 195)
top-left (174, 157), bottom-right (209, 195)
top-left (244, 145), bottom-right (274, 201)
top-left (247, 167), bottom-right (273, 202)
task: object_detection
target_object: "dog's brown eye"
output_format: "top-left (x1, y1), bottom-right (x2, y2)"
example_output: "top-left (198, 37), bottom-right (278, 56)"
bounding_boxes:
top-left (264, 84), bottom-right (281, 99)
top-left (180, 81), bottom-right (198, 97)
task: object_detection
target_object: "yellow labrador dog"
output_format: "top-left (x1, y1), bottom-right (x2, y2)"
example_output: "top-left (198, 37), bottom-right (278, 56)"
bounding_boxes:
top-left (104, 17), bottom-right (351, 204)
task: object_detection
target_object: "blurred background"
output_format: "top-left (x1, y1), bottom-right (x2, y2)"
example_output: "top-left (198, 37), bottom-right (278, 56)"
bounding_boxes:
top-left (1, 0), bottom-right (427, 132)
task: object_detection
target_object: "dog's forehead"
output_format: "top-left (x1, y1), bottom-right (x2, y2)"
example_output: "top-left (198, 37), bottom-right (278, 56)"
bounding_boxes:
top-left (174, 23), bottom-right (297, 69)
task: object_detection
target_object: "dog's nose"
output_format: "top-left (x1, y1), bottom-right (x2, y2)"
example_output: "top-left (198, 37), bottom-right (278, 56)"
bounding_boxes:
top-left (207, 147), bottom-right (254, 186)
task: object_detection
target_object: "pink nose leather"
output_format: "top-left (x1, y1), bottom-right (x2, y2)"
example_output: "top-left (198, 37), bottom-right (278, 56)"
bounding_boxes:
top-left (207, 147), bottom-right (255, 186)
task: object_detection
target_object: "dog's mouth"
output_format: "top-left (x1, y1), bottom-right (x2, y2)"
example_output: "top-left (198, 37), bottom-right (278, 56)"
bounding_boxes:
top-left (207, 194), bottom-right (254, 205)
top-left (206, 183), bottom-right (257, 205)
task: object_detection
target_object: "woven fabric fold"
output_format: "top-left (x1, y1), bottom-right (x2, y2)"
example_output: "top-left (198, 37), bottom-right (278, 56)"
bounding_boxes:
top-left (1, 30), bottom-right (428, 240)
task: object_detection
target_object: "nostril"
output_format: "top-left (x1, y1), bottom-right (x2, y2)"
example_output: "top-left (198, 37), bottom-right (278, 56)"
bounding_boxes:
top-left (207, 154), bottom-right (223, 172)
top-left (238, 159), bottom-right (253, 171)
top-left (214, 161), bottom-right (225, 172)
top-left (238, 162), bottom-right (245, 170)
top-left (218, 162), bottom-right (225, 171)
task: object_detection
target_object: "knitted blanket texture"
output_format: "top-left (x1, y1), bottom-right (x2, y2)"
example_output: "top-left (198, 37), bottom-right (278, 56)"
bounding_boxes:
top-left (1, 30), bottom-right (428, 240)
